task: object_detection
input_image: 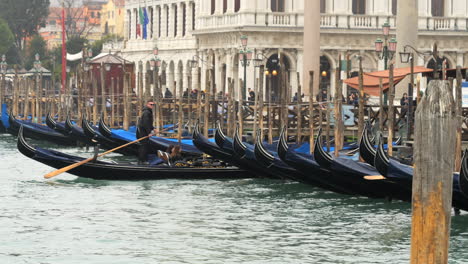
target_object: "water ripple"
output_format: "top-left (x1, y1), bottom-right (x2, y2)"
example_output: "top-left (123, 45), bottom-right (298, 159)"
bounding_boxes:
top-left (0, 134), bottom-right (467, 263)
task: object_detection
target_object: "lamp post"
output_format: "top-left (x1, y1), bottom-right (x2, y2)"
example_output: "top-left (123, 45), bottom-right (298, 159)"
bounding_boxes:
top-left (399, 44), bottom-right (439, 141)
top-left (374, 22), bottom-right (397, 71)
top-left (239, 35), bottom-right (252, 100)
top-left (33, 53), bottom-right (42, 123)
top-left (0, 54), bottom-right (7, 111)
top-left (150, 46), bottom-right (162, 133)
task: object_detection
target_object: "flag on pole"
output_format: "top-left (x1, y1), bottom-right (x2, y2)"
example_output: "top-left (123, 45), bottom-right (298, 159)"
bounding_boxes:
top-left (139, 7), bottom-right (144, 38)
top-left (143, 7), bottom-right (149, 39)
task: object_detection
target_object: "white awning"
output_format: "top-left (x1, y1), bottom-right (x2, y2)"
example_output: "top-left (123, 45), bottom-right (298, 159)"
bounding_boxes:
top-left (66, 51), bottom-right (83, 62)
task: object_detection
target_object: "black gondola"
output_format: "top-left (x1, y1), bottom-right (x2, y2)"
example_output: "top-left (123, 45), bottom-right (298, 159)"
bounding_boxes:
top-left (372, 143), bottom-right (468, 211)
top-left (313, 128), bottom-right (411, 201)
top-left (81, 115), bottom-right (138, 156)
top-left (17, 126), bottom-right (252, 181)
top-left (276, 127), bottom-right (353, 194)
top-left (254, 129), bottom-right (339, 189)
top-left (98, 113), bottom-right (113, 138)
top-left (192, 121), bottom-right (236, 163)
top-left (459, 150), bottom-right (468, 198)
top-left (374, 136), bottom-right (389, 176)
top-left (215, 121), bottom-right (227, 148)
top-left (46, 112), bottom-right (70, 136)
top-left (7, 112), bottom-right (76, 146)
top-left (359, 127), bottom-right (376, 166)
top-left (231, 125), bottom-right (284, 179)
top-left (67, 114), bottom-right (96, 146)
top-left (0, 118), bottom-right (6, 133)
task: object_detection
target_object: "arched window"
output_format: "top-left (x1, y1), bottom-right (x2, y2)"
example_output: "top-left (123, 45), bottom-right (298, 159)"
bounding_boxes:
top-left (223, 0), bottom-right (227, 13)
top-left (352, 0), bottom-right (366, 14)
top-left (149, 7), bottom-right (153, 38)
top-left (271, 0), bottom-right (284, 12)
top-left (320, 0), bottom-right (326, 13)
top-left (158, 7), bottom-right (161, 38)
top-left (192, 3), bottom-right (196, 30)
top-left (174, 5), bottom-right (178, 37)
top-left (182, 3), bottom-right (186, 36)
top-left (432, 0), bottom-right (444, 16)
top-left (392, 0), bottom-right (397, 15)
top-left (211, 0), bottom-right (215, 15)
top-left (166, 7), bottom-right (169, 37)
top-left (235, 0), bottom-right (240, 12)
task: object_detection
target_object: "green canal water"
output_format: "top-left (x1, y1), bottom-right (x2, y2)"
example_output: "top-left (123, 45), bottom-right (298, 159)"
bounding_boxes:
top-left (0, 133), bottom-right (467, 264)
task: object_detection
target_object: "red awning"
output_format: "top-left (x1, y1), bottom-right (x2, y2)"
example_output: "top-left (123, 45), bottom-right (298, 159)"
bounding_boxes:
top-left (343, 66), bottom-right (434, 96)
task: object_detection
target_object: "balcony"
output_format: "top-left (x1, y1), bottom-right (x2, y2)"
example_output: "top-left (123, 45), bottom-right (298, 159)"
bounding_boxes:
top-left (195, 11), bottom-right (303, 33)
top-left (320, 14), bottom-right (467, 32)
top-left (195, 12), bottom-right (467, 34)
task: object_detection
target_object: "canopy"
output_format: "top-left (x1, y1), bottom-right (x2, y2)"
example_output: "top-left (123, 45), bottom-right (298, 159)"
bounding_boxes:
top-left (343, 66), bottom-right (434, 96)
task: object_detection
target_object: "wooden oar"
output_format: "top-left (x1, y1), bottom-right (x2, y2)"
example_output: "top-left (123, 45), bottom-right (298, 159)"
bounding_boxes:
top-left (44, 135), bottom-right (152, 179)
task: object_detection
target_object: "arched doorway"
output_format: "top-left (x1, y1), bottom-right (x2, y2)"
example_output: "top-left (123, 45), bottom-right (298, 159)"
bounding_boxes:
top-left (427, 56), bottom-right (450, 70)
top-left (265, 54), bottom-right (290, 103)
top-left (319, 56), bottom-right (332, 95)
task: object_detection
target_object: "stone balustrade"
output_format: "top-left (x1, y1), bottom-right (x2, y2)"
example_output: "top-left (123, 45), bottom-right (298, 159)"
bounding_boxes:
top-left (195, 12), bottom-right (468, 32)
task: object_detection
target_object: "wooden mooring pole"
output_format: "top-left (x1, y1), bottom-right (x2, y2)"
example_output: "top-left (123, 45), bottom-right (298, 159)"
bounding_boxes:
top-left (334, 64), bottom-right (343, 156)
top-left (454, 66), bottom-right (462, 172)
top-left (410, 79), bottom-right (456, 264)
top-left (357, 56), bottom-right (364, 143)
top-left (387, 64), bottom-right (395, 156)
top-left (308, 71), bottom-right (315, 154)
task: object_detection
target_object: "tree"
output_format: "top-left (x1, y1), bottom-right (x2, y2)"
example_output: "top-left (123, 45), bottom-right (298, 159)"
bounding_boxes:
top-left (60, 0), bottom-right (98, 40)
top-left (25, 35), bottom-right (47, 70)
top-left (0, 0), bottom-right (50, 52)
top-left (0, 18), bottom-right (14, 56)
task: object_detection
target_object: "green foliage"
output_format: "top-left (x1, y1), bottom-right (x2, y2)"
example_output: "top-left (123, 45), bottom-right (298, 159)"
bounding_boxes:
top-left (0, 0), bottom-right (50, 53)
top-left (25, 35), bottom-right (47, 69)
top-left (0, 18), bottom-right (14, 56)
top-left (66, 36), bottom-right (87, 54)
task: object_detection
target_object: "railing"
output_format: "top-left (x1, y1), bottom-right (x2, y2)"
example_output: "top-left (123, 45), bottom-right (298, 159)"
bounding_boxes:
top-left (196, 12), bottom-right (466, 32)
top-left (351, 15), bottom-right (375, 28)
top-left (269, 13), bottom-right (292, 26)
top-left (320, 14), bottom-right (336, 28)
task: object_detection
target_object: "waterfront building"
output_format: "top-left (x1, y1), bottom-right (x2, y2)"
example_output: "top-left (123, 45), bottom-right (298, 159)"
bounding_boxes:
top-left (101, 0), bottom-right (126, 37)
top-left (120, 0), bottom-right (468, 100)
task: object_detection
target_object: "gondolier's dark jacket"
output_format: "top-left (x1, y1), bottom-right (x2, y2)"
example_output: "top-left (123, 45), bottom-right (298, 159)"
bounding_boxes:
top-left (137, 107), bottom-right (154, 139)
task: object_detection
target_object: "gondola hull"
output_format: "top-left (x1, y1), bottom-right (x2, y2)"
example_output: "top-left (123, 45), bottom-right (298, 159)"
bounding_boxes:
top-left (17, 127), bottom-right (253, 181)
top-left (7, 114), bottom-right (76, 146)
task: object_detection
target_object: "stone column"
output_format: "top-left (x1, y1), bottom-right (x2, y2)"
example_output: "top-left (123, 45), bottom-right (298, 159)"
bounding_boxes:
top-left (227, 0), bottom-right (234, 12)
top-left (192, 65), bottom-right (200, 92)
top-left (373, 0), bottom-right (391, 15)
top-left (214, 51), bottom-right (223, 94)
top-left (168, 65), bottom-right (175, 96)
top-left (395, 0), bottom-right (418, 97)
top-left (124, 9), bottom-right (129, 40)
top-left (154, 6), bottom-right (160, 39)
top-left (200, 51), bottom-right (208, 94)
top-left (456, 52), bottom-right (464, 67)
top-left (175, 68), bottom-right (183, 96)
top-left (303, 0), bottom-right (320, 97)
top-left (161, 5), bottom-right (167, 38)
top-left (225, 50), bottom-right (233, 85)
top-left (169, 4), bottom-right (175, 38)
top-left (186, 1), bottom-right (193, 35)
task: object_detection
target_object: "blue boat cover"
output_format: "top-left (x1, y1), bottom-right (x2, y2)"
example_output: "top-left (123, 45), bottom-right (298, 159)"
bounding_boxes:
top-left (1, 104), bottom-right (9, 128)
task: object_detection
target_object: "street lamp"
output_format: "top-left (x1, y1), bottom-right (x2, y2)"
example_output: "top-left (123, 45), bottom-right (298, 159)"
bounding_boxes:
top-left (374, 21), bottom-right (397, 70)
top-left (0, 54), bottom-right (7, 74)
top-left (239, 35), bottom-right (252, 100)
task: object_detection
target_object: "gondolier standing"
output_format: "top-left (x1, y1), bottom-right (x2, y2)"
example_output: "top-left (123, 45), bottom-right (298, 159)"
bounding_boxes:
top-left (137, 101), bottom-right (157, 164)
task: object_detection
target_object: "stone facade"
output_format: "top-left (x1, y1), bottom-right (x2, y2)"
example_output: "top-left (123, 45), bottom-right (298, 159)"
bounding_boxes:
top-left (121, 0), bottom-right (468, 100)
